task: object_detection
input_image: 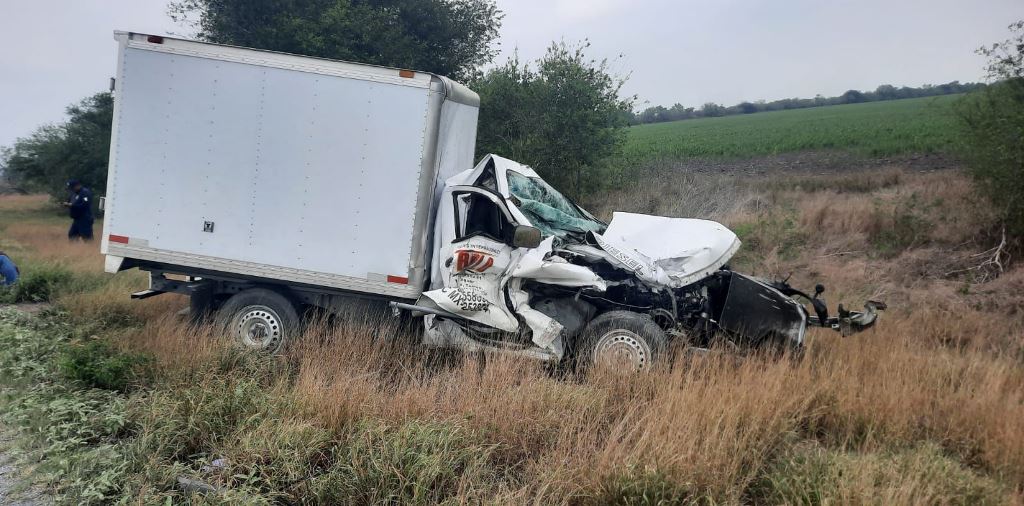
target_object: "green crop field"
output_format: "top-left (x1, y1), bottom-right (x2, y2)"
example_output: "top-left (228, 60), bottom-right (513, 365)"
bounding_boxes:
top-left (622, 95), bottom-right (962, 163)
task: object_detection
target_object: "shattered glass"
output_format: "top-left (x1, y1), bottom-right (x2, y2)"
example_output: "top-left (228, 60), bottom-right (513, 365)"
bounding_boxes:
top-left (506, 170), bottom-right (606, 238)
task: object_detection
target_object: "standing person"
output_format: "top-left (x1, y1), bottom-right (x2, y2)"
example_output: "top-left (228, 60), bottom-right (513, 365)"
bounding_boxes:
top-left (64, 179), bottom-right (95, 241)
top-left (0, 251), bottom-right (18, 286)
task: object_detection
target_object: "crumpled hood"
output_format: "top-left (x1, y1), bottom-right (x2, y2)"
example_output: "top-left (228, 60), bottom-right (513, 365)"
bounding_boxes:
top-left (591, 212), bottom-right (741, 288)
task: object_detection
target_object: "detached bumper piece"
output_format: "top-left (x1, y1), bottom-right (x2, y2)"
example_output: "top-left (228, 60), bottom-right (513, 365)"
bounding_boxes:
top-left (807, 300), bottom-right (887, 336)
top-left (130, 289), bottom-right (164, 299)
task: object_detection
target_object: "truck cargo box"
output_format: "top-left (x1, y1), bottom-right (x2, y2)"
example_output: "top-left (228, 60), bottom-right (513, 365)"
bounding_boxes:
top-left (101, 32), bottom-right (479, 299)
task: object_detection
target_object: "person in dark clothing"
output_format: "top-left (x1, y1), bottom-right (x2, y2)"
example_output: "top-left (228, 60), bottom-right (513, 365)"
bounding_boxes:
top-left (64, 179), bottom-right (95, 241)
top-left (0, 251), bottom-right (18, 286)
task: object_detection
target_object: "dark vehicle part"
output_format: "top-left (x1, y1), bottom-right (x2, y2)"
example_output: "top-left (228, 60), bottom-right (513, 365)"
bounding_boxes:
top-left (807, 284), bottom-right (829, 326)
top-left (189, 282), bottom-right (216, 324)
top-left (808, 300), bottom-right (887, 336)
top-left (769, 279), bottom-right (829, 328)
top-left (766, 277), bottom-right (885, 336)
top-left (216, 288), bottom-right (299, 354)
top-left (714, 272), bottom-right (807, 348)
top-left (511, 224), bottom-right (544, 249)
top-left (533, 297), bottom-right (596, 338)
top-left (576, 311), bottom-right (667, 371)
top-left (390, 300), bottom-right (464, 320)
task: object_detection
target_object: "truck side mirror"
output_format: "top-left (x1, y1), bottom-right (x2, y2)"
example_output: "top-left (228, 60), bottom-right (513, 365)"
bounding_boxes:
top-left (511, 225), bottom-right (542, 249)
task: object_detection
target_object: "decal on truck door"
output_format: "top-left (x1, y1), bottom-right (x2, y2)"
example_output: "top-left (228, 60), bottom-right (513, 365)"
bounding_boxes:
top-left (423, 237), bottom-right (519, 332)
top-left (454, 249), bottom-right (495, 274)
top-left (442, 275), bottom-right (491, 311)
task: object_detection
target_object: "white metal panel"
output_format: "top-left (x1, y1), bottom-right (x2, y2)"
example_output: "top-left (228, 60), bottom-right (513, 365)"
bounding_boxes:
top-left (107, 45), bottom-right (431, 284)
top-left (436, 101), bottom-right (480, 189)
top-left (123, 32), bottom-right (434, 90)
top-left (100, 34), bottom-right (129, 256)
top-left (428, 101), bottom-right (480, 288)
top-left (106, 242), bottom-right (420, 299)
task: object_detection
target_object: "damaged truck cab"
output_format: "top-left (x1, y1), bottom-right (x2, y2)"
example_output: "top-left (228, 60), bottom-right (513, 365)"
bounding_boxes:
top-left (398, 155), bottom-right (885, 369)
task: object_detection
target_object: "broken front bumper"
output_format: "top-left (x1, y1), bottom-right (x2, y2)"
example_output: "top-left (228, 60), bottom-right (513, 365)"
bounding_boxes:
top-left (807, 300), bottom-right (887, 336)
top-left (717, 273), bottom-right (887, 347)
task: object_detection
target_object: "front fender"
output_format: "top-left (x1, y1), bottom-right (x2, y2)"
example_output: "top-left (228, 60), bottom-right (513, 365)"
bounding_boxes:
top-left (717, 272), bottom-right (808, 348)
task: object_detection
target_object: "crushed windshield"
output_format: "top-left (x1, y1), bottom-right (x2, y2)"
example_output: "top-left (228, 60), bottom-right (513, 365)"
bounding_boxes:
top-left (507, 170), bottom-right (606, 238)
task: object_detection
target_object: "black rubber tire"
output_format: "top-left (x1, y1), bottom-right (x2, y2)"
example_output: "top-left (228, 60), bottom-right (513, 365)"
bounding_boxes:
top-left (216, 288), bottom-right (299, 354)
top-left (575, 310), bottom-right (668, 372)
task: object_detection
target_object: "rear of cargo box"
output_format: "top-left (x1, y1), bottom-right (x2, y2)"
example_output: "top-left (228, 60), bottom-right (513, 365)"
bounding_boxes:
top-left (101, 32), bottom-right (478, 299)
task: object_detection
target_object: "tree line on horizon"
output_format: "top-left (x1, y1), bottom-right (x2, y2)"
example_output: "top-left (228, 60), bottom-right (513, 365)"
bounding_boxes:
top-left (631, 81), bottom-right (987, 125)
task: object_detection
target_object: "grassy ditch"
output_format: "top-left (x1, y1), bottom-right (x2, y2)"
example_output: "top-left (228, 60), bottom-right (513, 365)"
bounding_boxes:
top-left (1, 166), bottom-right (1023, 503)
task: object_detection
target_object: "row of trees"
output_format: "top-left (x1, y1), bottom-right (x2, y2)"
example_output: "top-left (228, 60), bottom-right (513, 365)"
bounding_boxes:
top-left (1, 93), bottom-right (113, 199)
top-left (1, 0), bottom-right (630, 199)
top-left (633, 81), bottom-right (987, 124)
top-left (167, 0), bottom-right (501, 82)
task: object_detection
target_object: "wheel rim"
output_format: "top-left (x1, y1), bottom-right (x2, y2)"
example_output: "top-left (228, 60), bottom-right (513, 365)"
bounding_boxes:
top-left (593, 329), bottom-right (650, 371)
top-left (233, 305), bottom-right (284, 352)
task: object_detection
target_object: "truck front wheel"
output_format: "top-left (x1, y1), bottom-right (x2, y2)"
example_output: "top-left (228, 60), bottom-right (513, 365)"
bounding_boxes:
top-left (217, 288), bottom-right (299, 354)
top-left (576, 311), bottom-right (667, 372)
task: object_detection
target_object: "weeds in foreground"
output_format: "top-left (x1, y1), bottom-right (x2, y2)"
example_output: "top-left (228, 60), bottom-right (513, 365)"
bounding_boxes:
top-left (0, 264), bottom-right (73, 303)
top-left (58, 339), bottom-right (152, 392)
top-left (2, 306), bottom-right (1022, 504)
top-left (751, 441), bottom-right (1008, 505)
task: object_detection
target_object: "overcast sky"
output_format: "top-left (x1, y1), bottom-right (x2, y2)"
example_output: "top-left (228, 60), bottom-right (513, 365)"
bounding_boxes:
top-left (1, 0), bottom-right (1022, 149)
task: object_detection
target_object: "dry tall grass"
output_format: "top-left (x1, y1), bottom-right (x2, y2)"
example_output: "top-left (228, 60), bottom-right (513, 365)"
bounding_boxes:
top-left (117, 300), bottom-right (1024, 503)
top-left (3, 167), bottom-right (1023, 503)
top-left (3, 221), bottom-right (103, 273)
top-left (0, 194), bottom-right (49, 212)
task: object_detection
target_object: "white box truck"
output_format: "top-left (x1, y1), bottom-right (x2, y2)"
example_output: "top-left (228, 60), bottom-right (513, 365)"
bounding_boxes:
top-left (104, 32), bottom-right (883, 369)
top-left (102, 31), bottom-right (477, 301)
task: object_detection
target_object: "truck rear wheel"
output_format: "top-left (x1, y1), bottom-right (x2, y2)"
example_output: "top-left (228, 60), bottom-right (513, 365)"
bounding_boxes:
top-left (576, 311), bottom-right (667, 372)
top-left (217, 288), bottom-right (299, 354)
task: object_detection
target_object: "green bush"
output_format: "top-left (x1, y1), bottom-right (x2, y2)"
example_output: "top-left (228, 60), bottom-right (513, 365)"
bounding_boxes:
top-left (474, 42), bottom-right (633, 197)
top-left (956, 21), bottom-right (1024, 238)
top-left (1, 93), bottom-right (113, 200)
top-left (1, 264), bottom-right (73, 303)
top-left (869, 193), bottom-right (934, 255)
top-left (59, 339), bottom-right (152, 391)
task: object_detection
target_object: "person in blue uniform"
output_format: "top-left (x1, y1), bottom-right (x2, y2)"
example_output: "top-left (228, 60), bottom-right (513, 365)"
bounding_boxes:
top-left (64, 179), bottom-right (94, 241)
top-left (0, 251), bottom-right (18, 286)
